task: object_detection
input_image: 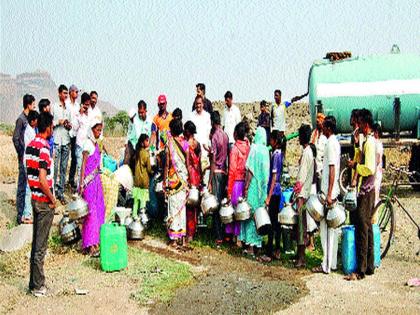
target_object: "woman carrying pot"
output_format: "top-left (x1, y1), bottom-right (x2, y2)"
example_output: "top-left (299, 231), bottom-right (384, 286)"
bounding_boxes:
top-left (241, 127), bottom-right (270, 258)
top-left (79, 119), bottom-right (106, 257)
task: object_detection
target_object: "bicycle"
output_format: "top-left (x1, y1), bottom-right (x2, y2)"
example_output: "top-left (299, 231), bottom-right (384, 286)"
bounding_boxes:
top-left (374, 165), bottom-right (420, 259)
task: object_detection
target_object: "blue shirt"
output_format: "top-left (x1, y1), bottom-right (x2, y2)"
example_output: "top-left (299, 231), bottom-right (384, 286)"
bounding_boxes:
top-left (269, 149), bottom-right (283, 196)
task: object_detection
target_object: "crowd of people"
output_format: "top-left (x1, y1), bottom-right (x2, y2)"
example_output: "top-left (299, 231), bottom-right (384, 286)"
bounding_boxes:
top-left (12, 83), bottom-right (384, 297)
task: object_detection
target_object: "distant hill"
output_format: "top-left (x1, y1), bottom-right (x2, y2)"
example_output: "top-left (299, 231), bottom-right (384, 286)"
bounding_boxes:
top-left (0, 70), bottom-right (119, 124)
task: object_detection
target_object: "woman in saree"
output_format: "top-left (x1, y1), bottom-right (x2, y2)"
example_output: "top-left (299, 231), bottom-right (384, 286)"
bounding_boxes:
top-left (184, 121), bottom-right (202, 244)
top-left (241, 127), bottom-right (270, 257)
top-left (79, 120), bottom-right (106, 257)
top-left (163, 119), bottom-right (189, 248)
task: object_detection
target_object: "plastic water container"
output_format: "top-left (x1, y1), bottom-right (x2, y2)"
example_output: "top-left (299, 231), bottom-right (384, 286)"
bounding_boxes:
top-left (373, 224), bottom-right (381, 268)
top-left (341, 225), bottom-right (357, 275)
top-left (103, 154), bottom-right (118, 172)
top-left (100, 223), bottom-right (128, 272)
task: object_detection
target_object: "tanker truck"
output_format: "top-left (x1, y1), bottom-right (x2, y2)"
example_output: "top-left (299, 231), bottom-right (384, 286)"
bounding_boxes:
top-left (306, 47), bottom-right (420, 189)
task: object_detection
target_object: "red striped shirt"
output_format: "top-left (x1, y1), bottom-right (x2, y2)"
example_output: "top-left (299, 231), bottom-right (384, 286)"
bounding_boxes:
top-left (25, 135), bottom-right (53, 203)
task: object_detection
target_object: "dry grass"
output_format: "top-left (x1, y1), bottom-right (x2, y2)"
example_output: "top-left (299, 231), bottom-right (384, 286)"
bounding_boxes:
top-left (0, 134), bottom-right (18, 180)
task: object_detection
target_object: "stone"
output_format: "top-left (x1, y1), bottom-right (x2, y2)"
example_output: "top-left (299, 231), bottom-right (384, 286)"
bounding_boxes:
top-left (0, 224), bottom-right (32, 252)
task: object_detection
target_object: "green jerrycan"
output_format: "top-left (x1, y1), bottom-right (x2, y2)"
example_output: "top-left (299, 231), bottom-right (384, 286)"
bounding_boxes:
top-left (100, 222), bottom-right (128, 272)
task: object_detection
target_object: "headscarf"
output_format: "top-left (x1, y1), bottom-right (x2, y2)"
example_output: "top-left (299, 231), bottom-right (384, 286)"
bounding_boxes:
top-left (88, 118), bottom-right (103, 143)
top-left (246, 127), bottom-right (270, 201)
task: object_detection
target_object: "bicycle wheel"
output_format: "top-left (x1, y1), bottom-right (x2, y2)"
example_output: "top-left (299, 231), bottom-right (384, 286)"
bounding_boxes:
top-left (374, 199), bottom-right (395, 259)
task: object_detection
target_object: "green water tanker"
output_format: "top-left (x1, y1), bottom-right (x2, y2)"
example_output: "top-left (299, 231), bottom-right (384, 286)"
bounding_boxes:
top-left (308, 50), bottom-right (420, 137)
top-left (306, 49), bottom-right (420, 188)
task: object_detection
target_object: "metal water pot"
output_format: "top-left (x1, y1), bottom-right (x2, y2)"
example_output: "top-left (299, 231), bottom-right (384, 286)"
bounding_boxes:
top-left (200, 189), bottom-right (219, 215)
top-left (278, 203), bottom-right (298, 225)
top-left (59, 216), bottom-right (81, 244)
top-left (187, 186), bottom-right (200, 206)
top-left (127, 217), bottom-right (145, 240)
top-left (67, 197), bottom-right (89, 221)
top-left (219, 198), bottom-right (234, 224)
top-left (139, 208), bottom-right (149, 228)
top-left (343, 187), bottom-right (357, 211)
top-left (114, 207), bottom-right (131, 224)
top-left (124, 215), bottom-right (134, 227)
top-left (305, 192), bottom-right (325, 222)
top-left (254, 206), bottom-right (272, 235)
top-left (326, 202), bottom-right (346, 228)
top-left (234, 197), bottom-right (251, 221)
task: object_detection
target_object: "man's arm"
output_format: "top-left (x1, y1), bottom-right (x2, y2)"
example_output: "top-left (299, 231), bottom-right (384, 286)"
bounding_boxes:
top-left (12, 118), bottom-right (24, 157)
top-left (327, 164), bottom-right (335, 205)
top-left (39, 168), bottom-right (56, 207)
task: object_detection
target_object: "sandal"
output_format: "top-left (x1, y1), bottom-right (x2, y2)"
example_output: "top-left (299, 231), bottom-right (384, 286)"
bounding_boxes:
top-left (257, 255), bottom-right (272, 263)
top-left (344, 273), bottom-right (360, 281)
top-left (273, 250), bottom-right (281, 260)
top-left (312, 266), bottom-right (326, 274)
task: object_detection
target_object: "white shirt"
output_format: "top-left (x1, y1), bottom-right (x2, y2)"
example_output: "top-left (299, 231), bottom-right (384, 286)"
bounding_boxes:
top-left (66, 99), bottom-right (80, 138)
top-left (190, 110), bottom-right (211, 148)
top-left (314, 133), bottom-right (328, 175)
top-left (375, 138), bottom-right (383, 175)
top-left (272, 102), bottom-right (287, 132)
top-left (223, 104), bottom-right (241, 144)
top-left (321, 134), bottom-right (341, 199)
top-left (88, 105), bottom-right (103, 124)
top-left (52, 102), bottom-right (71, 145)
top-left (24, 125), bottom-right (36, 149)
top-left (73, 112), bottom-right (90, 147)
top-left (297, 145), bottom-right (315, 199)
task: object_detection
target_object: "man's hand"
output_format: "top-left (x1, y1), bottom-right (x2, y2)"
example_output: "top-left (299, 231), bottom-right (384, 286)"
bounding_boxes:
top-left (327, 195), bottom-right (333, 207)
top-left (48, 199), bottom-right (57, 209)
top-left (347, 160), bottom-right (356, 169)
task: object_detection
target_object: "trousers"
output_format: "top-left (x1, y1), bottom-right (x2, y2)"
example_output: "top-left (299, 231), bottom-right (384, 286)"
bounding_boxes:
top-left (320, 218), bottom-right (339, 273)
top-left (69, 137), bottom-right (77, 187)
top-left (16, 158), bottom-right (27, 224)
top-left (211, 172), bottom-right (227, 241)
top-left (29, 200), bottom-right (54, 290)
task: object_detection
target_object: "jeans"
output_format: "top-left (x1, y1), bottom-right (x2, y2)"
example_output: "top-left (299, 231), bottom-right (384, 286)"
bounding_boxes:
top-left (23, 182), bottom-right (33, 219)
top-left (69, 137), bottom-right (77, 188)
top-left (54, 143), bottom-right (70, 198)
top-left (29, 200), bottom-right (54, 290)
top-left (211, 172), bottom-right (227, 241)
top-left (16, 158), bottom-right (27, 224)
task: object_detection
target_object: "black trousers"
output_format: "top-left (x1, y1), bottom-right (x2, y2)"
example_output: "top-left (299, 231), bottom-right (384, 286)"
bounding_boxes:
top-left (266, 195), bottom-right (281, 256)
top-left (355, 190), bottom-right (375, 274)
top-left (69, 136), bottom-right (77, 187)
top-left (29, 200), bottom-right (54, 290)
top-left (211, 173), bottom-right (227, 241)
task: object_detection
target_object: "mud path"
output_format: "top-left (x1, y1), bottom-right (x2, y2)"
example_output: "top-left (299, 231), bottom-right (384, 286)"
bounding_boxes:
top-left (132, 238), bottom-right (307, 315)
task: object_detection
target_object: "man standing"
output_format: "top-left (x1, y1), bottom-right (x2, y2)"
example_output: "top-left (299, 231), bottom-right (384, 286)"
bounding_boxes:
top-left (151, 94), bottom-right (172, 150)
top-left (192, 83), bottom-right (213, 113)
top-left (13, 94), bottom-right (36, 224)
top-left (346, 109), bottom-right (376, 280)
top-left (190, 95), bottom-right (212, 177)
top-left (25, 111), bottom-right (56, 297)
top-left (52, 85), bottom-right (71, 204)
top-left (67, 84), bottom-right (80, 190)
top-left (208, 111), bottom-right (229, 246)
top-left (312, 116), bottom-right (341, 274)
top-left (222, 91), bottom-right (241, 148)
top-left (88, 91), bottom-right (102, 123)
top-left (271, 89), bottom-right (292, 137)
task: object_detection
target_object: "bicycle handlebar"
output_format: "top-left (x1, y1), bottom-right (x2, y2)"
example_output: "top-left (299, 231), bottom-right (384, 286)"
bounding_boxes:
top-left (388, 164), bottom-right (415, 176)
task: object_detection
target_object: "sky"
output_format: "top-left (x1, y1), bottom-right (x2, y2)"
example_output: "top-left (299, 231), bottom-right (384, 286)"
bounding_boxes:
top-left (1, 0), bottom-right (419, 117)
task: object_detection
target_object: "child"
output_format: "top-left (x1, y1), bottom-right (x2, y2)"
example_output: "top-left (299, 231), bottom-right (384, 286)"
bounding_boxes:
top-left (133, 134), bottom-right (153, 218)
top-left (257, 100), bottom-right (271, 144)
top-left (184, 121), bottom-right (202, 243)
top-left (22, 110), bottom-right (39, 224)
top-left (226, 122), bottom-right (250, 246)
top-left (259, 130), bottom-right (286, 262)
